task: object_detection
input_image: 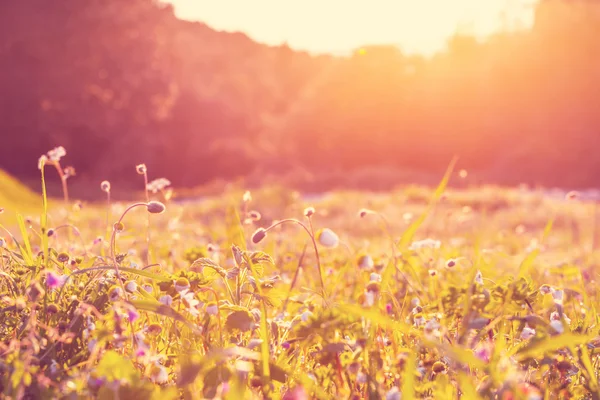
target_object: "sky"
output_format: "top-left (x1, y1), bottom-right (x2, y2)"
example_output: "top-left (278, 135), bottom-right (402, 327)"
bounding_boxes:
top-left (165, 0), bottom-right (538, 56)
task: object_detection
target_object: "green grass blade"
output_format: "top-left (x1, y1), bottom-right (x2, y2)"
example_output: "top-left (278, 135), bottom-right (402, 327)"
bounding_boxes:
top-left (15, 215), bottom-right (34, 265)
top-left (398, 156), bottom-right (457, 250)
top-left (516, 333), bottom-right (594, 360)
top-left (129, 299), bottom-right (202, 335)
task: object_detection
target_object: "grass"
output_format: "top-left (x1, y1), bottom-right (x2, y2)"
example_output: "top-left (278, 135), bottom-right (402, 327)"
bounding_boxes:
top-left (1, 157), bottom-right (600, 399)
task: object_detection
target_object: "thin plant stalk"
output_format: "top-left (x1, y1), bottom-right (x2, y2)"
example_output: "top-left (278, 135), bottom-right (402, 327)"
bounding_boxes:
top-left (263, 218), bottom-right (327, 302)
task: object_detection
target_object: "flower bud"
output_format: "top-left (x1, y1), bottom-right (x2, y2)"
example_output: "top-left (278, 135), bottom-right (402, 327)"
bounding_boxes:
top-left (304, 207), bottom-right (315, 218)
top-left (146, 201), bottom-right (166, 214)
top-left (251, 228), bottom-right (267, 244)
top-left (100, 180), bottom-right (111, 193)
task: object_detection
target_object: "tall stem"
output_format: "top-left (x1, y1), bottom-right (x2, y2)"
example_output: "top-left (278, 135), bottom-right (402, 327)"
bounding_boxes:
top-left (265, 218), bottom-right (327, 302)
top-left (110, 202), bottom-right (148, 289)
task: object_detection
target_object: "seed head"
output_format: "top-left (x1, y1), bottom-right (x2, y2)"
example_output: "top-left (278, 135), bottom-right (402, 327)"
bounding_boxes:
top-left (251, 228), bottom-right (267, 244)
top-left (248, 210), bottom-right (262, 221)
top-left (136, 164), bottom-right (147, 175)
top-left (446, 259), bottom-right (456, 268)
top-left (47, 229), bottom-right (55, 237)
top-left (47, 303), bottom-right (59, 314)
top-left (57, 252), bottom-right (70, 263)
top-left (432, 361), bottom-right (446, 374)
top-left (38, 155), bottom-right (48, 170)
top-left (358, 208), bottom-right (373, 218)
top-left (304, 207), bottom-right (315, 218)
top-left (566, 191), bottom-right (579, 200)
top-left (317, 228), bottom-right (339, 249)
top-left (114, 222), bottom-right (125, 232)
top-left (146, 201), bottom-right (166, 214)
top-left (100, 180), bottom-right (111, 193)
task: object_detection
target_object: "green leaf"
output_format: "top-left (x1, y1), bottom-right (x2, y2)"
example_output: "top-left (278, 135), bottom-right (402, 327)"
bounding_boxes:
top-left (516, 333), bottom-right (594, 360)
top-left (518, 217), bottom-right (553, 278)
top-left (398, 156), bottom-right (457, 249)
top-left (401, 350), bottom-right (416, 400)
top-left (129, 299), bottom-right (202, 335)
top-left (16, 214), bottom-right (34, 265)
top-left (457, 372), bottom-right (483, 400)
top-left (96, 350), bottom-right (139, 384)
top-left (337, 304), bottom-right (414, 335)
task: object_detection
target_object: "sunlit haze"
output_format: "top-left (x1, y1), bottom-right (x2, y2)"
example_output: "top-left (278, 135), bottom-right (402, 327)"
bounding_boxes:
top-left (167, 0), bottom-right (538, 55)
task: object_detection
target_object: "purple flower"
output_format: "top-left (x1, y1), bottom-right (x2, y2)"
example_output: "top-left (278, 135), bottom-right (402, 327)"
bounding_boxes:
top-left (46, 271), bottom-right (66, 289)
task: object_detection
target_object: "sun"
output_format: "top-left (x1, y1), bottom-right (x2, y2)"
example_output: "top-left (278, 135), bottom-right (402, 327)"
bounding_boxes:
top-left (167, 0), bottom-right (537, 56)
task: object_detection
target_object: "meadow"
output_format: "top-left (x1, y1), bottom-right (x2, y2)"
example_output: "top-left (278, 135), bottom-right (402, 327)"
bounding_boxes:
top-left (1, 149), bottom-right (599, 399)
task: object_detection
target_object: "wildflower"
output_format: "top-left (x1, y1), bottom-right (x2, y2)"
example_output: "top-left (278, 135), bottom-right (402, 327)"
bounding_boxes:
top-left (428, 269), bottom-right (437, 277)
top-left (108, 286), bottom-right (122, 302)
top-left (57, 252), bottom-right (70, 263)
top-left (551, 288), bottom-right (564, 305)
top-left (385, 386), bottom-right (402, 400)
top-left (142, 284), bottom-right (153, 293)
top-left (47, 146), bottom-right (66, 162)
top-left (146, 201), bottom-right (166, 214)
top-left (180, 290), bottom-right (200, 316)
top-left (424, 318), bottom-right (442, 340)
top-left (520, 324), bottom-right (536, 340)
top-left (136, 164), bottom-right (147, 175)
top-left (474, 341), bottom-right (493, 363)
top-left (364, 290), bottom-right (376, 307)
top-left (459, 169), bottom-right (468, 179)
top-left (159, 295), bottom-right (173, 306)
top-left (432, 361), bottom-right (446, 374)
top-left (100, 181), bottom-right (111, 193)
top-left (301, 311), bottom-right (313, 322)
top-left (539, 284), bottom-right (552, 295)
top-left (283, 385), bottom-right (309, 400)
top-left (566, 191), bottom-right (579, 200)
top-left (127, 307), bottom-right (140, 323)
top-left (356, 372), bottom-right (367, 384)
top-left (550, 312), bottom-right (571, 334)
top-left (38, 155), bottom-right (48, 170)
top-left (148, 363), bottom-right (168, 384)
top-left (174, 277), bottom-right (190, 293)
top-left (474, 270), bottom-right (483, 285)
top-left (304, 207), bottom-right (315, 217)
top-left (146, 324), bottom-right (162, 336)
top-left (248, 210), bottom-right (262, 221)
top-left (63, 166), bottom-right (75, 178)
top-left (206, 303), bottom-right (218, 316)
top-left (370, 272), bottom-right (382, 282)
top-left (317, 228), bottom-right (339, 248)
top-left (46, 270), bottom-right (67, 290)
top-left (413, 313), bottom-right (426, 327)
top-left (47, 303), bottom-right (59, 314)
top-left (251, 228), bottom-right (267, 244)
top-left (386, 303), bottom-right (393, 314)
top-left (146, 178), bottom-right (171, 194)
top-left (282, 341), bottom-right (291, 350)
top-left (358, 208), bottom-right (373, 218)
top-left (358, 254), bottom-right (374, 269)
top-left (446, 259), bottom-right (456, 268)
top-left (409, 238), bottom-right (441, 251)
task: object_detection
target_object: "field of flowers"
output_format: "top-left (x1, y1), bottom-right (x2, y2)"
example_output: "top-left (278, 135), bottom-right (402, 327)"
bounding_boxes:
top-left (1, 149), bottom-right (599, 399)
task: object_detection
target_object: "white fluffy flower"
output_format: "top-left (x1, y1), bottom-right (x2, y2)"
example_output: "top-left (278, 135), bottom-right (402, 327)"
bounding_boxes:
top-left (520, 324), bottom-right (536, 340)
top-left (409, 238), bottom-right (441, 251)
top-left (385, 386), bottom-right (402, 400)
top-left (317, 228), bottom-right (339, 248)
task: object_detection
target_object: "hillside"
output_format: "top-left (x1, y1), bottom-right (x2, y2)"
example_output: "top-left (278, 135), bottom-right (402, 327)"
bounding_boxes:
top-left (1, 0), bottom-right (600, 190)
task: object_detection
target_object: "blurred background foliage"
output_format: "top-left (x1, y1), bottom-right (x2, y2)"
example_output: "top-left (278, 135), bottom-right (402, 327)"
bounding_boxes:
top-left (1, 0), bottom-right (599, 195)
